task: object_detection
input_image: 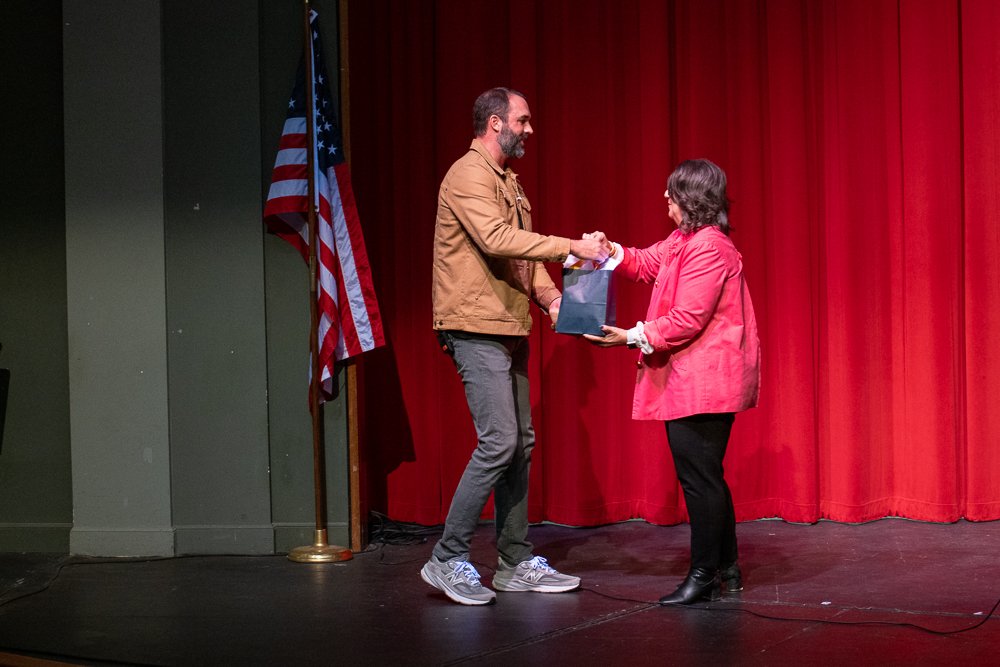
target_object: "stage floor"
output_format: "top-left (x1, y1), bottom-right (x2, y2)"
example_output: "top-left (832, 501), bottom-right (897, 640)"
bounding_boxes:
top-left (1, 519), bottom-right (998, 665)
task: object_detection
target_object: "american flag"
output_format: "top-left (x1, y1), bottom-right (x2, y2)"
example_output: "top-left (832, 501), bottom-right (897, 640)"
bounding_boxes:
top-left (263, 10), bottom-right (384, 403)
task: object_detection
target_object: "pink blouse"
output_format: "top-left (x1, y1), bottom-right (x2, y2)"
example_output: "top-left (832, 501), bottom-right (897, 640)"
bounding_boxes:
top-left (618, 227), bottom-right (761, 421)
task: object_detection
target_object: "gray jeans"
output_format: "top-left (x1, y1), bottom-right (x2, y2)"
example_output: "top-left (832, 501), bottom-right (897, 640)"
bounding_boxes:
top-left (431, 331), bottom-right (535, 566)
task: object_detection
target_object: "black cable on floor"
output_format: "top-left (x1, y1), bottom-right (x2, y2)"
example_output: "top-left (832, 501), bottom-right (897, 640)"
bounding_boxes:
top-left (577, 584), bottom-right (1000, 636)
top-left (367, 511), bottom-right (440, 546)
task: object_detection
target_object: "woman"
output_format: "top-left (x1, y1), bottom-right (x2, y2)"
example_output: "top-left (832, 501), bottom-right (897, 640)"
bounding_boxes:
top-left (585, 159), bottom-right (760, 605)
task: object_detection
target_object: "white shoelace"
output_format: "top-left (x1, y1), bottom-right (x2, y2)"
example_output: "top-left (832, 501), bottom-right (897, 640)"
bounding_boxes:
top-left (448, 561), bottom-right (483, 587)
top-left (522, 556), bottom-right (557, 573)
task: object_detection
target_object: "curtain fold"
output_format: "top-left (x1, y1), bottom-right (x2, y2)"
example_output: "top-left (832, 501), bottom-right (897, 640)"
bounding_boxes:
top-left (347, 0), bottom-right (1000, 526)
top-left (961, 0), bottom-right (1000, 521)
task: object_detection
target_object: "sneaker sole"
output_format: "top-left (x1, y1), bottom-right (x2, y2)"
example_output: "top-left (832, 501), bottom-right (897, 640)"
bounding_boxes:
top-left (492, 578), bottom-right (581, 593)
top-left (420, 564), bottom-right (496, 606)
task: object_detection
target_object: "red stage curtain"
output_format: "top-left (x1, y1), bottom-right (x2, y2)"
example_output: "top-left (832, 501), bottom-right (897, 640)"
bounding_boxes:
top-left (345, 0), bottom-right (1000, 526)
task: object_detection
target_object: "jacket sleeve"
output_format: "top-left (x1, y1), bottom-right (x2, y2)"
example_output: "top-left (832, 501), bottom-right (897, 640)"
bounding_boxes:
top-left (642, 242), bottom-right (727, 351)
top-left (444, 163), bottom-right (571, 262)
top-left (531, 263), bottom-right (560, 310)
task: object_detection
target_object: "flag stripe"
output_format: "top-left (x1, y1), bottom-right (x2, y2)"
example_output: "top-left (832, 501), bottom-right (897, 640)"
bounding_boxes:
top-left (329, 166), bottom-right (378, 351)
top-left (274, 148), bottom-right (308, 168)
top-left (269, 163), bottom-right (307, 182)
top-left (266, 179), bottom-right (309, 200)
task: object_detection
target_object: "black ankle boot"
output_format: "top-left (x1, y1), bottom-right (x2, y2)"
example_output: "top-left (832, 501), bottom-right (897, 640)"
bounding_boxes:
top-left (720, 562), bottom-right (743, 592)
top-left (659, 568), bottom-right (721, 605)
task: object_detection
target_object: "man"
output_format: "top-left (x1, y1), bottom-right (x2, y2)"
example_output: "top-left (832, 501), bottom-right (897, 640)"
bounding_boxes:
top-left (421, 87), bottom-right (608, 606)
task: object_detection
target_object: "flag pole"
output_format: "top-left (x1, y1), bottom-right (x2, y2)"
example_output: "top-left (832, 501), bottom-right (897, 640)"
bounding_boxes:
top-left (338, 0), bottom-right (365, 554)
top-left (288, 0), bottom-right (352, 564)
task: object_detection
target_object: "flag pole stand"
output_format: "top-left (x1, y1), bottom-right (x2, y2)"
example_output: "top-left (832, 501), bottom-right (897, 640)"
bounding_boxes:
top-left (288, 530), bottom-right (352, 563)
top-left (287, 0), bottom-right (352, 564)
top-left (287, 345), bottom-right (352, 563)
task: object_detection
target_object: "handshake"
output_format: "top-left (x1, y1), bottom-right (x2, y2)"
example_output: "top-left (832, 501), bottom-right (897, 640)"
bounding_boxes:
top-left (569, 231), bottom-right (613, 263)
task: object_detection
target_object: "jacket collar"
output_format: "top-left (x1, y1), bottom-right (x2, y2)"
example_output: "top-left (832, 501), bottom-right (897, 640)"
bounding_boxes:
top-left (469, 138), bottom-right (512, 177)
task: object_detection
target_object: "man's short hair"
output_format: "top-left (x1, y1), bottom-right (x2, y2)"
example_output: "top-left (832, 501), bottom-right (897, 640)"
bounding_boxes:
top-left (472, 87), bottom-right (526, 137)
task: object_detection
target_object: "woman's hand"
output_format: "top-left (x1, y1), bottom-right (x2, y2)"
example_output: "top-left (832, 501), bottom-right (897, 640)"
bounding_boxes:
top-left (583, 325), bottom-right (628, 347)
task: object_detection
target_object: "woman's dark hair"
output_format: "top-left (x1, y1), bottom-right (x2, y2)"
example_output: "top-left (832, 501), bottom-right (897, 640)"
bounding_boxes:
top-left (667, 159), bottom-right (731, 235)
top-left (472, 87), bottom-right (526, 137)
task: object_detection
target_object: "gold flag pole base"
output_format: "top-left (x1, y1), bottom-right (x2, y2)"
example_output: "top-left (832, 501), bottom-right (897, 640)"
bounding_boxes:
top-left (287, 529), bottom-right (354, 563)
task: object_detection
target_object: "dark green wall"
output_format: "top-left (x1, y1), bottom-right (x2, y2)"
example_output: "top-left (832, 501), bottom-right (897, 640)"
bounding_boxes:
top-left (0, 1), bottom-right (72, 552)
top-left (0, 0), bottom-right (352, 555)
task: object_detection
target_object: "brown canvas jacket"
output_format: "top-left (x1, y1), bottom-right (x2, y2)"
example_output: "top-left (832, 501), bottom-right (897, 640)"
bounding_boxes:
top-left (432, 139), bottom-right (571, 336)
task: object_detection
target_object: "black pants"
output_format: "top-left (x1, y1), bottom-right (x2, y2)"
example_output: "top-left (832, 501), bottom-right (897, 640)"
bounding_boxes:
top-left (666, 413), bottom-right (737, 572)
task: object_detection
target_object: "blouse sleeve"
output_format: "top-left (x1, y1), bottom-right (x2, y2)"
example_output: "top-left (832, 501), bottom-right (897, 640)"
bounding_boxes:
top-left (617, 238), bottom-right (670, 284)
top-left (641, 241), bottom-right (728, 351)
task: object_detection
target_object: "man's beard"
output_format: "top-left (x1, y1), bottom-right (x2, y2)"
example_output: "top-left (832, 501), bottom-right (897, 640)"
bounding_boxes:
top-left (498, 123), bottom-right (526, 159)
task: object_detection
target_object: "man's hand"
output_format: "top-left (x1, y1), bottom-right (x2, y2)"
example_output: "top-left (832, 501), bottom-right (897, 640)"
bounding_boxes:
top-left (570, 237), bottom-right (610, 262)
top-left (583, 325), bottom-right (628, 347)
top-left (549, 296), bottom-right (562, 329)
top-left (584, 231), bottom-right (610, 249)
